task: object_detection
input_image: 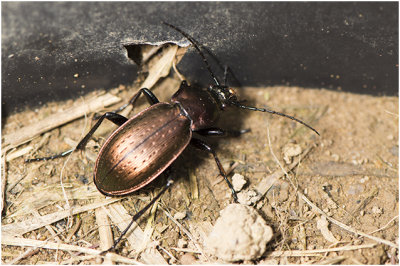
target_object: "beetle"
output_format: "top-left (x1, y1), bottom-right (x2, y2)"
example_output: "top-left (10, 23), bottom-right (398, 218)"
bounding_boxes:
top-left (26, 22), bottom-right (319, 253)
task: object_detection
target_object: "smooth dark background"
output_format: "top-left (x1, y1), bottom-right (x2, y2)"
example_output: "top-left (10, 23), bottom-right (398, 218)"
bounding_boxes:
top-left (2, 2), bottom-right (398, 116)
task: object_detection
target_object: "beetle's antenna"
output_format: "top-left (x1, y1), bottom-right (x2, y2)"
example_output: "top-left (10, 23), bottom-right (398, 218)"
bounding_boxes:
top-left (231, 101), bottom-right (320, 136)
top-left (162, 22), bottom-right (221, 86)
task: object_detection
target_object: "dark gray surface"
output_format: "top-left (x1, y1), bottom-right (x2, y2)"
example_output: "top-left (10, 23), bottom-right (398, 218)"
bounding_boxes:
top-left (2, 2), bottom-right (398, 116)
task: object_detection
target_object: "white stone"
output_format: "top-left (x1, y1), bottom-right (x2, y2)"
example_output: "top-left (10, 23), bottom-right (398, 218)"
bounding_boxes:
top-left (232, 173), bottom-right (247, 192)
top-left (205, 204), bottom-right (273, 262)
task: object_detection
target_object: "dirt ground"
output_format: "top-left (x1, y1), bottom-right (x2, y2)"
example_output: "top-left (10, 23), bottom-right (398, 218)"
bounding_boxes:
top-left (1, 75), bottom-right (398, 264)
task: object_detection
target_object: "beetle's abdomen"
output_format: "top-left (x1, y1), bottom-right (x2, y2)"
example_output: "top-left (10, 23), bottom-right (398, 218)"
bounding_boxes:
top-left (94, 103), bottom-right (191, 195)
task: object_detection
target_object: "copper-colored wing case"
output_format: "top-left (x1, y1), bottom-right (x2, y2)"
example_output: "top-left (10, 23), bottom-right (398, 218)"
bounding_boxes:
top-left (94, 103), bottom-right (192, 195)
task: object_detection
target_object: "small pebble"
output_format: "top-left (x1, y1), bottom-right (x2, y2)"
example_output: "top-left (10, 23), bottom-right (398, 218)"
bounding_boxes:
top-left (237, 189), bottom-right (260, 206)
top-left (232, 173), bottom-right (247, 192)
top-left (180, 253), bottom-right (197, 264)
top-left (331, 154), bottom-right (340, 162)
top-left (205, 204), bottom-right (273, 262)
top-left (390, 145), bottom-right (398, 156)
top-left (174, 211), bottom-right (186, 220)
top-left (282, 143), bottom-right (302, 164)
top-left (177, 238), bottom-right (187, 248)
top-left (371, 206), bottom-right (383, 216)
top-left (347, 184), bottom-right (364, 195)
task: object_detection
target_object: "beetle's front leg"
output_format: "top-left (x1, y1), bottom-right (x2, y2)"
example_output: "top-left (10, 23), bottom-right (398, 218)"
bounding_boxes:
top-left (190, 138), bottom-right (238, 202)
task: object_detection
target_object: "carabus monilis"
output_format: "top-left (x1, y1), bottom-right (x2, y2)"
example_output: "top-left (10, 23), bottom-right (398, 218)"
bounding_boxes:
top-left (26, 22), bottom-right (319, 254)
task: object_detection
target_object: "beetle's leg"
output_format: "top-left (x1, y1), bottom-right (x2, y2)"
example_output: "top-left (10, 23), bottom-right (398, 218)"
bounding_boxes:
top-left (25, 112), bottom-right (128, 162)
top-left (190, 138), bottom-right (238, 202)
top-left (195, 127), bottom-right (251, 137)
top-left (101, 172), bottom-right (174, 254)
top-left (103, 88), bottom-right (160, 116)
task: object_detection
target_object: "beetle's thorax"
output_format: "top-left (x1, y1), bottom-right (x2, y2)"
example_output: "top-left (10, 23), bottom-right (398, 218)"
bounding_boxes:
top-left (171, 81), bottom-right (220, 130)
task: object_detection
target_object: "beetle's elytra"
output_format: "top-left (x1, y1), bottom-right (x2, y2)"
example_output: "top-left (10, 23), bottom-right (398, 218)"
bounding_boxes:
top-left (26, 22), bottom-right (319, 253)
top-left (95, 102), bottom-right (191, 196)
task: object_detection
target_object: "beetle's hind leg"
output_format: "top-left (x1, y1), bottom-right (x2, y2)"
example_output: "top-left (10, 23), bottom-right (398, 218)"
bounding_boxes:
top-left (101, 168), bottom-right (175, 254)
top-left (25, 112), bottom-right (128, 163)
top-left (190, 138), bottom-right (238, 202)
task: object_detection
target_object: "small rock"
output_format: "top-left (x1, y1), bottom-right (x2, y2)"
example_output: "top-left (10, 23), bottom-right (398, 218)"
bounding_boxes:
top-left (371, 206), bottom-right (383, 216)
top-left (237, 189), bottom-right (261, 206)
top-left (232, 173), bottom-right (247, 192)
top-left (180, 253), bottom-right (197, 264)
top-left (347, 184), bottom-right (364, 195)
top-left (177, 238), bottom-right (187, 248)
top-left (331, 153), bottom-right (340, 162)
top-left (205, 204), bottom-right (273, 262)
top-left (390, 145), bottom-right (398, 156)
top-left (282, 143), bottom-right (302, 164)
top-left (174, 211), bottom-right (186, 220)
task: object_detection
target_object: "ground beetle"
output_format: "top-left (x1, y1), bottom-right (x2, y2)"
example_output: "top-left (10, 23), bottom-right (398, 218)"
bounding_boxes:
top-left (26, 22), bottom-right (319, 253)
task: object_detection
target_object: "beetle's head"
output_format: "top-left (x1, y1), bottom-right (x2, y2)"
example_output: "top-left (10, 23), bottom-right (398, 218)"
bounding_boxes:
top-left (209, 84), bottom-right (239, 109)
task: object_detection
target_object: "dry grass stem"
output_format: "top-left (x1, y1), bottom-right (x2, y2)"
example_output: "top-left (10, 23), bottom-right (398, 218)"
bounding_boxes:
top-left (298, 191), bottom-right (398, 249)
top-left (161, 207), bottom-right (208, 262)
top-left (95, 208), bottom-right (113, 264)
top-left (5, 147), bottom-right (33, 162)
top-left (171, 247), bottom-right (202, 253)
top-left (140, 45), bottom-right (179, 90)
top-left (189, 169), bottom-right (199, 200)
top-left (269, 243), bottom-right (376, 257)
top-left (2, 198), bottom-right (120, 236)
top-left (368, 215), bottom-right (399, 234)
top-left (2, 235), bottom-right (101, 255)
top-left (103, 203), bottom-right (167, 264)
top-left (2, 235), bottom-right (142, 265)
top-left (3, 93), bottom-right (121, 149)
top-left (8, 247), bottom-right (40, 265)
top-left (139, 199), bottom-right (159, 254)
top-left (65, 217), bottom-right (82, 243)
top-left (265, 120), bottom-right (398, 250)
top-left (254, 145), bottom-right (314, 200)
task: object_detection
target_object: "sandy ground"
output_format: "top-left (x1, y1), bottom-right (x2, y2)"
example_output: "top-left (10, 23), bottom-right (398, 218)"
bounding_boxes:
top-left (2, 77), bottom-right (398, 264)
